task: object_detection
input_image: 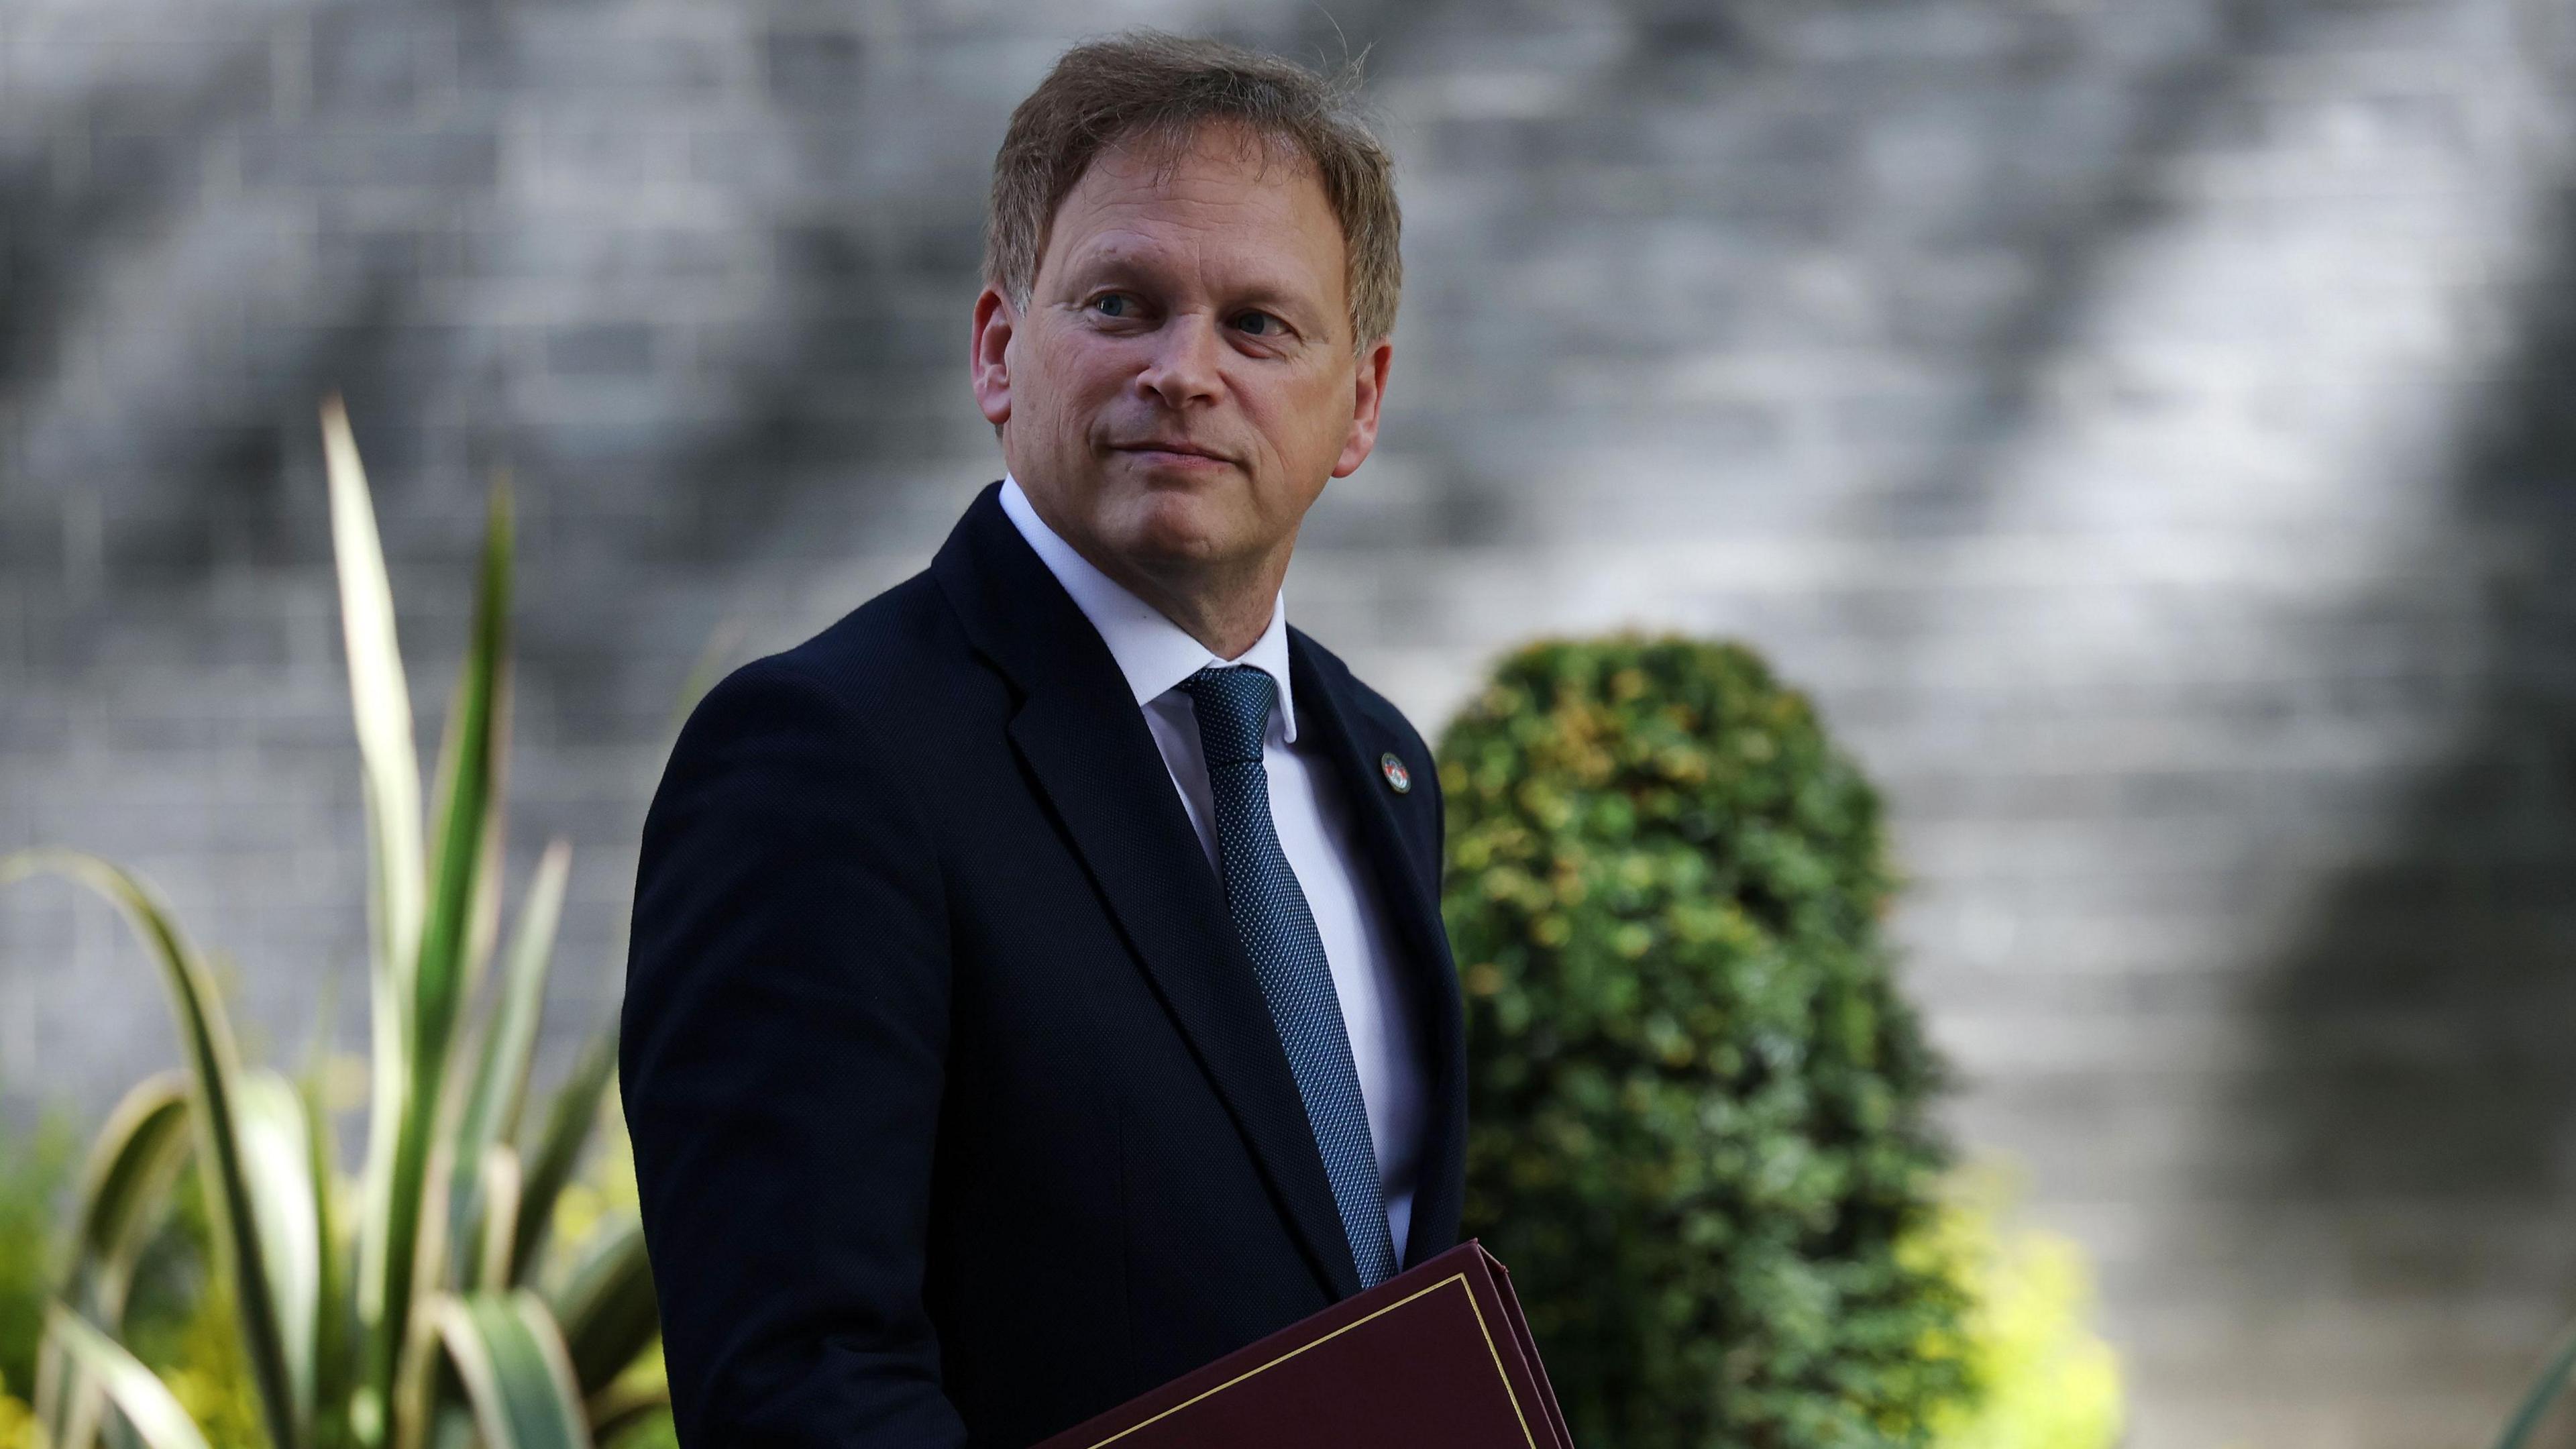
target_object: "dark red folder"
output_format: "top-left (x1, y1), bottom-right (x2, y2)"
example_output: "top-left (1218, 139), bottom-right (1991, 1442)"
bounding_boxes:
top-left (1030, 1240), bottom-right (1572, 1449)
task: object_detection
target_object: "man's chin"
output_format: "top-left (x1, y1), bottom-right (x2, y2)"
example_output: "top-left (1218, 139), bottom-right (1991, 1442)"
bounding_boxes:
top-left (1102, 487), bottom-right (1244, 566)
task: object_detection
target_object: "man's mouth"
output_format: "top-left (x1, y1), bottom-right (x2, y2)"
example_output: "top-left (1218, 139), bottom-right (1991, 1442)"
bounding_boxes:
top-left (1110, 440), bottom-right (1233, 465)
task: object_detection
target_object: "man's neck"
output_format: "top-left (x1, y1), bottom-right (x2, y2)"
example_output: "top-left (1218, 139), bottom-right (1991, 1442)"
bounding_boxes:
top-left (1006, 474), bottom-right (1293, 661)
top-left (1079, 543), bottom-right (1285, 663)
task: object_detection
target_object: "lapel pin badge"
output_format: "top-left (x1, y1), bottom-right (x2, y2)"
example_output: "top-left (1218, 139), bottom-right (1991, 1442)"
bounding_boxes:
top-left (1379, 752), bottom-right (1412, 794)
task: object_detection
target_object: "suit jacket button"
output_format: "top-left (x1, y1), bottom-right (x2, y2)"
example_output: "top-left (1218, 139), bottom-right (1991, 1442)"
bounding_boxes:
top-left (1380, 753), bottom-right (1411, 793)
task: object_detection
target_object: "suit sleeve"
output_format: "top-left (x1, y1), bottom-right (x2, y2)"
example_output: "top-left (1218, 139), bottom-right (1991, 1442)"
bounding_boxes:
top-left (621, 658), bottom-right (967, 1449)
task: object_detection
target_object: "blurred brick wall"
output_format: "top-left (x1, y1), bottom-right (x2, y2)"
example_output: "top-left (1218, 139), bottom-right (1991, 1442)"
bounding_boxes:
top-left (7, 1), bottom-right (2576, 1444)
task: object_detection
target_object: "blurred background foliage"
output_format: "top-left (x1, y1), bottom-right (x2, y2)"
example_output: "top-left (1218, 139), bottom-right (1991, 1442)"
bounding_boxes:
top-left (1442, 636), bottom-right (1995, 1446)
top-left (0, 1109), bottom-right (76, 1449)
top-left (1917, 1169), bottom-right (2123, 1449)
top-left (0, 416), bottom-right (665, 1449)
top-left (0, 1090), bottom-right (671, 1449)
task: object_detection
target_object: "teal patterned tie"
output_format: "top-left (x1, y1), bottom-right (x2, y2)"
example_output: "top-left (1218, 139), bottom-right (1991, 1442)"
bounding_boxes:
top-left (1179, 665), bottom-right (1399, 1289)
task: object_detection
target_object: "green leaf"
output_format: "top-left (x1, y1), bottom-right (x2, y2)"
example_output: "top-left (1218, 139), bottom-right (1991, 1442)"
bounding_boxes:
top-left (321, 392), bottom-right (425, 1027)
top-left (299, 1042), bottom-right (354, 1449)
top-left (40, 1073), bottom-right (189, 1449)
top-left (62, 1073), bottom-right (191, 1318)
top-left (472, 1148), bottom-right (523, 1292)
top-left (3, 852), bottom-right (303, 1449)
top-left (326, 393), bottom-right (425, 1449)
top-left (508, 1032), bottom-right (616, 1287)
top-left (444, 841), bottom-right (570, 1291)
top-left (44, 1303), bottom-right (213, 1449)
top-left (429, 1291), bottom-right (594, 1449)
top-left (33, 1330), bottom-right (96, 1449)
top-left (2494, 1320), bottom-right (2576, 1449)
top-left (544, 1222), bottom-right (657, 1398)
top-left (237, 1069), bottom-right (323, 1437)
top-left (420, 473), bottom-right (515, 1026)
top-left (584, 1377), bottom-right (669, 1449)
top-left (364, 474), bottom-right (513, 1438)
top-left (427, 1401), bottom-right (478, 1449)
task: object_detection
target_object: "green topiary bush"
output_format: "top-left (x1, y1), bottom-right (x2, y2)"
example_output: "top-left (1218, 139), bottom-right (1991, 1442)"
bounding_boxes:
top-left (1439, 636), bottom-right (1972, 1448)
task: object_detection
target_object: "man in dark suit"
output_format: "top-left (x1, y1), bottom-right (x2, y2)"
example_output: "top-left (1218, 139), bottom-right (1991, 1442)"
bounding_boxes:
top-left (619, 32), bottom-right (1466, 1449)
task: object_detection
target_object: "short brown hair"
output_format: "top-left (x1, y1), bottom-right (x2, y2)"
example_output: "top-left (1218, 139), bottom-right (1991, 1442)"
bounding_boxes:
top-left (984, 32), bottom-right (1402, 348)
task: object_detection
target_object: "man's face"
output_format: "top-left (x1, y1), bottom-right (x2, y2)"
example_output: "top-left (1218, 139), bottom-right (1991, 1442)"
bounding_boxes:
top-left (971, 123), bottom-right (1392, 588)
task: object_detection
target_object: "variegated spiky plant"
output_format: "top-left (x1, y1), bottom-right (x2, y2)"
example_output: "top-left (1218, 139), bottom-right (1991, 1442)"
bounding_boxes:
top-left (2, 398), bottom-right (662, 1449)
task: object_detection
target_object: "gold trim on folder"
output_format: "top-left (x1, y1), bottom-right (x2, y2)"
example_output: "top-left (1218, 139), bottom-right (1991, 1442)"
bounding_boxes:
top-left (1081, 1272), bottom-right (1538, 1449)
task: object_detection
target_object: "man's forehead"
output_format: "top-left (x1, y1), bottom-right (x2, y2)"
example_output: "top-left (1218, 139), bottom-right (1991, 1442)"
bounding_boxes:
top-left (1087, 118), bottom-right (1320, 192)
top-left (1042, 127), bottom-right (1344, 288)
top-left (1061, 167), bottom-right (1327, 234)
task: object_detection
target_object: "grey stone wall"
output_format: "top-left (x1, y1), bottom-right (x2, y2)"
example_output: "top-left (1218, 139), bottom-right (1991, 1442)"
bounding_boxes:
top-left (7, 1), bottom-right (2576, 1444)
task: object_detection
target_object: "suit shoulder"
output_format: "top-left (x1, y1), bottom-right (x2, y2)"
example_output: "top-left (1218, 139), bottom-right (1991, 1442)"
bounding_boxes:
top-left (671, 570), bottom-right (992, 766)
top-left (1289, 625), bottom-right (1434, 759)
top-left (731, 568), bottom-right (985, 702)
top-left (764, 570), bottom-right (962, 699)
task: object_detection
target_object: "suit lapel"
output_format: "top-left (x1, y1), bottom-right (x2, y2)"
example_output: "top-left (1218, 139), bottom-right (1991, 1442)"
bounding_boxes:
top-left (931, 483), bottom-right (1364, 1302)
top-left (1287, 635), bottom-right (1470, 1270)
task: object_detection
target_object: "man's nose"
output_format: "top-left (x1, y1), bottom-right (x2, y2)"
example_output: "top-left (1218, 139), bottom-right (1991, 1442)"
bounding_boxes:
top-left (1135, 312), bottom-right (1224, 408)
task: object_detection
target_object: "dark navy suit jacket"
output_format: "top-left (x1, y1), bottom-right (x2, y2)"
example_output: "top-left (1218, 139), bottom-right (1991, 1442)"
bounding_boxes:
top-left (620, 482), bottom-right (1468, 1448)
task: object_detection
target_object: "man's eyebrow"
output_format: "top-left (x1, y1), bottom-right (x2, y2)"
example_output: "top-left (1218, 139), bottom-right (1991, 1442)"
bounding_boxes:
top-left (1055, 249), bottom-right (1338, 337)
top-left (1222, 280), bottom-right (1318, 315)
top-left (1067, 250), bottom-right (1326, 312)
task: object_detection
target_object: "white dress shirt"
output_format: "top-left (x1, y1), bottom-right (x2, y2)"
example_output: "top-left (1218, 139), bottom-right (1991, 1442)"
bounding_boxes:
top-left (999, 474), bottom-right (1428, 1261)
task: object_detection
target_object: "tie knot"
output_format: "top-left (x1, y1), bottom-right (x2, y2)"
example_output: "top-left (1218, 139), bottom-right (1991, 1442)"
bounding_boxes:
top-left (1181, 665), bottom-right (1275, 765)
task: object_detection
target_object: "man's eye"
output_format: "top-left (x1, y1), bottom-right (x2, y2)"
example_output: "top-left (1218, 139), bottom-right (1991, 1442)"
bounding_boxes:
top-left (1233, 311), bottom-right (1282, 336)
top-left (1093, 294), bottom-right (1133, 318)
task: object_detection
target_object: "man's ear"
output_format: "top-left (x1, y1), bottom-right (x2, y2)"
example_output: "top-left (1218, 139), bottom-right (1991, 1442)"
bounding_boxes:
top-left (1330, 336), bottom-right (1394, 479)
top-left (971, 285), bottom-right (1016, 427)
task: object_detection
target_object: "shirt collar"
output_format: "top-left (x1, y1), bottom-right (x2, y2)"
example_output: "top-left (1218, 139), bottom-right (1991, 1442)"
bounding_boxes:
top-left (999, 473), bottom-right (1297, 743)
